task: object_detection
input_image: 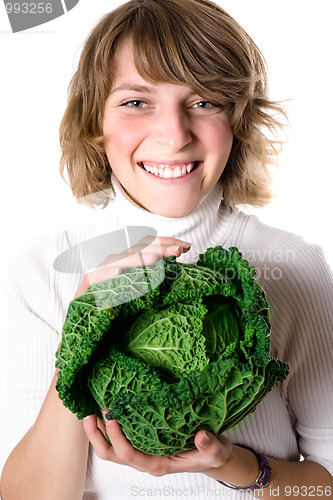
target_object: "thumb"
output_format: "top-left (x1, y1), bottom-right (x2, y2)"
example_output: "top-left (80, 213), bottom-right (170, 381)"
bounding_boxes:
top-left (195, 430), bottom-right (215, 449)
top-left (195, 430), bottom-right (232, 466)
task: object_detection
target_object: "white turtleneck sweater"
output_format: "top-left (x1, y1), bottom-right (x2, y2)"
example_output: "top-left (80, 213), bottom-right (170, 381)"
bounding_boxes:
top-left (1, 178), bottom-right (332, 499)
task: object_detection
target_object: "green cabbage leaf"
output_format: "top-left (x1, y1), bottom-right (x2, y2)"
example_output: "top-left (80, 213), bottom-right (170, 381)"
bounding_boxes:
top-left (56, 246), bottom-right (289, 455)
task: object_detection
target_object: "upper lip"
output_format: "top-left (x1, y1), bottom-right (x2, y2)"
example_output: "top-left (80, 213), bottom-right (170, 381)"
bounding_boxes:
top-left (138, 160), bottom-right (200, 166)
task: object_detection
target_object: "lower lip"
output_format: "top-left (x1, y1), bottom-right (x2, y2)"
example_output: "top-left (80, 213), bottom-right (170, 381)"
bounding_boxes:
top-left (138, 162), bottom-right (202, 182)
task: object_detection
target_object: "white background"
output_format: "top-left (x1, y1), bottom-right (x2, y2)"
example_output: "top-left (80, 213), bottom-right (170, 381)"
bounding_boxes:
top-left (0, 0), bottom-right (332, 269)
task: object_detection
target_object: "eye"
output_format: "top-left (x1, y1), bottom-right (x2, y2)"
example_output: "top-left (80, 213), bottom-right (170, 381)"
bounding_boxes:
top-left (121, 99), bottom-right (147, 108)
top-left (192, 100), bottom-right (222, 109)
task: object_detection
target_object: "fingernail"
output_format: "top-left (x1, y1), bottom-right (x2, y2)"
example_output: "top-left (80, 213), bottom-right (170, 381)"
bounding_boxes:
top-left (199, 431), bottom-right (210, 448)
top-left (167, 245), bottom-right (182, 254)
top-left (182, 245), bottom-right (191, 253)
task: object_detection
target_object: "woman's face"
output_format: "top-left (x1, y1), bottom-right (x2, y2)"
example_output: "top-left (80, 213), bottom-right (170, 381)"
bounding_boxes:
top-left (103, 38), bottom-right (233, 218)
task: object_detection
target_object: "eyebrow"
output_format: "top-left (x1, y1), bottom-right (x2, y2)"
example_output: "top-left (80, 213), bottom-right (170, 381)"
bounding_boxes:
top-left (110, 84), bottom-right (154, 94)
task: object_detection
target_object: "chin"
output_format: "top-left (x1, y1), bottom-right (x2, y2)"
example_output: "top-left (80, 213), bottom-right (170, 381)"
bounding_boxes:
top-left (150, 200), bottom-right (198, 218)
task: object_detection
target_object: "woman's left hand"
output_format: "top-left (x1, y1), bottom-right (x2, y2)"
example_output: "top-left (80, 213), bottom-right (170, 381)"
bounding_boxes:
top-left (83, 414), bottom-right (232, 476)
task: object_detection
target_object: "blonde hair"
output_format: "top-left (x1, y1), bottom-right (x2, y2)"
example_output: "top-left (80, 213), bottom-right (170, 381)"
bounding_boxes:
top-left (59, 0), bottom-right (286, 208)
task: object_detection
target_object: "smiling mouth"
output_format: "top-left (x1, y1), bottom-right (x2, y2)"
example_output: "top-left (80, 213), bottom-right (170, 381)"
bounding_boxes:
top-left (139, 161), bottom-right (200, 179)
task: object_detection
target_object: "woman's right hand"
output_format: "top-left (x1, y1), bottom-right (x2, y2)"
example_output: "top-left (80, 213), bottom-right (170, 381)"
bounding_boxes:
top-left (74, 236), bottom-right (192, 298)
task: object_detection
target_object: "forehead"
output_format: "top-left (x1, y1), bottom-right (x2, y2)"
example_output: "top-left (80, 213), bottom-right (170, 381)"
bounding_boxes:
top-left (109, 34), bottom-right (228, 105)
top-left (111, 37), bottom-right (162, 93)
top-left (111, 37), bottom-right (136, 78)
top-left (110, 37), bottom-right (179, 91)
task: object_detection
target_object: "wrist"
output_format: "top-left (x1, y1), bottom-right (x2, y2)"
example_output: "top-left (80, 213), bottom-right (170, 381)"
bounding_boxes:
top-left (206, 444), bottom-right (265, 489)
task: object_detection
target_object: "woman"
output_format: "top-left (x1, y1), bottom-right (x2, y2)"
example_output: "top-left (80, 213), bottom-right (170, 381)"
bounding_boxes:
top-left (1, 0), bottom-right (332, 498)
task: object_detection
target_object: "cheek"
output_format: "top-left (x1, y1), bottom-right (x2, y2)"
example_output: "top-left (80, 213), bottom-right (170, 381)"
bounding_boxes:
top-left (200, 119), bottom-right (233, 155)
top-left (103, 115), bottom-right (144, 157)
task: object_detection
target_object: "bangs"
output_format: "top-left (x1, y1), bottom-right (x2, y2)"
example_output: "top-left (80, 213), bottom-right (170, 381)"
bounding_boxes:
top-left (124, 0), bottom-right (255, 105)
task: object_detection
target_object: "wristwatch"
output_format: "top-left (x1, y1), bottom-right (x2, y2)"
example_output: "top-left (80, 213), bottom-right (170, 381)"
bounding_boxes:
top-left (218, 444), bottom-right (272, 491)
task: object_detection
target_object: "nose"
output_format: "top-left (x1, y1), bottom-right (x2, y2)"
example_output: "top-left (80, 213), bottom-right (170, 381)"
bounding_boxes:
top-left (153, 105), bottom-right (192, 152)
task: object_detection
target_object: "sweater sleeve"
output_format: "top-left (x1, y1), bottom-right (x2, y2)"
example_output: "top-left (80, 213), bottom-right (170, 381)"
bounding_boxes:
top-left (0, 234), bottom-right (82, 475)
top-left (245, 224), bottom-right (333, 475)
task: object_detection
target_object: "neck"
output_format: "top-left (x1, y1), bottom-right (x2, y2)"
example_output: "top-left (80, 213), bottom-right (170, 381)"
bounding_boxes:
top-left (110, 174), bottom-right (233, 262)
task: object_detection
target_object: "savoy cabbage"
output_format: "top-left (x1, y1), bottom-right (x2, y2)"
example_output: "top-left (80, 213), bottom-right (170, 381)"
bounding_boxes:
top-left (56, 246), bottom-right (289, 455)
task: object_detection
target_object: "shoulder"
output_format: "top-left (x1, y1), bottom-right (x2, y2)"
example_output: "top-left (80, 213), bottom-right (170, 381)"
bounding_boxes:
top-left (232, 211), bottom-right (333, 353)
top-left (226, 208), bottom-right (333, 332)
top-left (230, 211), bottom-right (332, 287)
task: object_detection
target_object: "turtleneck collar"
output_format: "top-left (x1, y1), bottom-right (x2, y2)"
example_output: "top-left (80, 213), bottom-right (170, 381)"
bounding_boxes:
top-left (107, 174), bottom-right (233, 263)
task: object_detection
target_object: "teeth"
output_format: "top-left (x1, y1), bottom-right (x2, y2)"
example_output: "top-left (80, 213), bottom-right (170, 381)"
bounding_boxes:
top-left (141, 162), bottom-right (197, 179)
top-left (174, 167), bottom-right (182, 177)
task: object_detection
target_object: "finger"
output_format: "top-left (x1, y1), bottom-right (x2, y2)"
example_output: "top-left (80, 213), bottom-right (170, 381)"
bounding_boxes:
top-left (127, 236), bottom-right (192, 256)
top-left (103, 420), bottom-right (140, 466)
top-left (99, 250), bottom-right (160, 270)
top-left (83, 415), bottom-right (117, 462)
top-left (141, 236), bottom-right (192, 257)
top-left (104, 420), bottom-right (169, 475)
top-left (96, 415), bottom-right (107, 436)
top-left (78, 237), bottom-right (192, 295)
top-left (75, 236), bottom-right (192, 297)
top-left (100, 236), bottom-right (191, 268)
